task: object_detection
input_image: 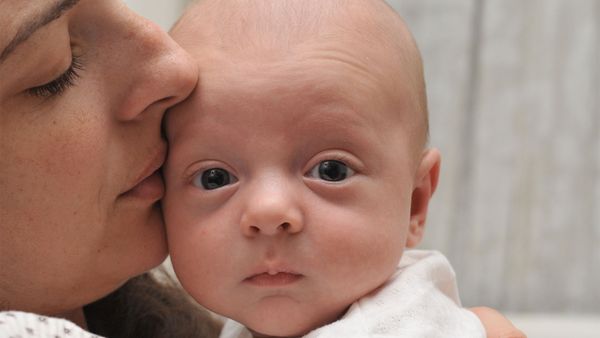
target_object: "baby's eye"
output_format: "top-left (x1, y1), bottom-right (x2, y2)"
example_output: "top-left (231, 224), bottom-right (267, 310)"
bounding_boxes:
top-left (193, 168), bottom-right (238, 190)
top-left (308, 160), bottom-right (355, 182)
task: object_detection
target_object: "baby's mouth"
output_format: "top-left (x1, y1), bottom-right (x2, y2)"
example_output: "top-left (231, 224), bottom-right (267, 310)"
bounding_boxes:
top-left (244, 271), bottom-right (303, 287)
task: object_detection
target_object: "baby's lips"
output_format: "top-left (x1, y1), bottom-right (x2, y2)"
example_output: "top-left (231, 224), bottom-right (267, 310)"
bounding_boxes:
top-left (244, 271), bottom-right (304, 287)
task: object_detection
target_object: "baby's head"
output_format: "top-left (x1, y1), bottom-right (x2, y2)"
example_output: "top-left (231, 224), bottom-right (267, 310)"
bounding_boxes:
top-left (164, 0), bottom-right (440, 336)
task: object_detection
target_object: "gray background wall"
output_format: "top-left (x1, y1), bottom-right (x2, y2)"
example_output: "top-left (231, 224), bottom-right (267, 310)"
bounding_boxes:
top-left (124, 0), bottom-right (600, 314)
top-left (390, 0), bottom-right (599, 314)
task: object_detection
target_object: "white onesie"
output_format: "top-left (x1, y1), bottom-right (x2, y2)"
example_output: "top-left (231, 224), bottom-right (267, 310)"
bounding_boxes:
top-left (0, 311), bottom-right (102, 338)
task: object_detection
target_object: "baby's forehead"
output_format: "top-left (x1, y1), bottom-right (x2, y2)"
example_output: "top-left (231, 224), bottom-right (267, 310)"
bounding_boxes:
top-left (172, 0), bottom-right (416, 62)
top-left (168, 56), bottom-right (411, 149)
top-left (171, 0), bottom-right (428, 149)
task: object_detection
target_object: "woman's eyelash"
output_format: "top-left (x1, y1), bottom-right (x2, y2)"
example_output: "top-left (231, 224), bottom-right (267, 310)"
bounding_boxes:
top-left (27, 55), bottom-right (83, 98)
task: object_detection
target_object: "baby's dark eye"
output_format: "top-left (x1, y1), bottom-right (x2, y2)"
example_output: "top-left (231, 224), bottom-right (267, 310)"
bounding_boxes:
top-left (308, 160), bottom-right (355, 182)
top-left (193, 168), bottom-right (238, 190)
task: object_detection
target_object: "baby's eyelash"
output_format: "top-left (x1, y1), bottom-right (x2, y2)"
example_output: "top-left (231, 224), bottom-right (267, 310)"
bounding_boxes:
top-left (27, 55), bottom-right (83, 98)
top-left (328, 154), bottom-right (353, 166)
top-left (304, 153), bottom-right (360, 175)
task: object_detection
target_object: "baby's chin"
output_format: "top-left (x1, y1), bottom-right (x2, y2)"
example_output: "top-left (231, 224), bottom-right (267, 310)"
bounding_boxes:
top-left (241, 302), bottom-right (351, 338)
top-left (248, 325), bottom-right (311, 338)
top-left (244, 317), bottom-right (312, 338)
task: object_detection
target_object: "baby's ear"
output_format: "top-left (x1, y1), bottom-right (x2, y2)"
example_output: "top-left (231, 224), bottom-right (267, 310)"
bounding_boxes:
top-left (406, 148), bottom-right (441, 248)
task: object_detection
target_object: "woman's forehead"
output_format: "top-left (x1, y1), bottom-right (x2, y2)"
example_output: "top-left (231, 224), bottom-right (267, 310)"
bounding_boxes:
top-left (0, 2), bottom-right (30, 50)
top-left (0, 0), bottom-right (79, 63)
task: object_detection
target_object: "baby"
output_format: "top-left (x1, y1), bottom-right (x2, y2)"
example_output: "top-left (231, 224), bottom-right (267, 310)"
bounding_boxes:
top-left (163, 0), bottom-right (485, 337)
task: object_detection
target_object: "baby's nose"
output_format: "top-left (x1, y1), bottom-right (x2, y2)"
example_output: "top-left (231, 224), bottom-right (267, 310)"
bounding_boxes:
top-left (239, 180), bottom-right (304, 237)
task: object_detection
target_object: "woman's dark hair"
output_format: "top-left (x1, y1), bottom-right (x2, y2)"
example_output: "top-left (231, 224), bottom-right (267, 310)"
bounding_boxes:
top-left (84, 270), bottom-right (221, 338)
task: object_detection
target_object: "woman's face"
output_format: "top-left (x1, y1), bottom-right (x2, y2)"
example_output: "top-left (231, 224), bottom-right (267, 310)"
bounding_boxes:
top-left (0, 0), bottom-right (196, 315)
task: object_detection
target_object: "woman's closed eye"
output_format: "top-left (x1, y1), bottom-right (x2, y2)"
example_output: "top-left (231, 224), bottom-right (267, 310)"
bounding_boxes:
top-left (307, 160), bottom-right (355, 182)
top-left (27, 55), bottom-right (83, 98)
top-left (193, 167), bottom-right (239, 190)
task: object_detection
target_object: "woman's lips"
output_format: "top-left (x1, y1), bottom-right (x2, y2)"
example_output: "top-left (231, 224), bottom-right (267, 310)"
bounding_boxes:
top-left (244, 271), bottom-right (303, 287)
top-left (121, 169), bottom-right (164, 200)
top-left (120, 146), bottom-right (166, 201)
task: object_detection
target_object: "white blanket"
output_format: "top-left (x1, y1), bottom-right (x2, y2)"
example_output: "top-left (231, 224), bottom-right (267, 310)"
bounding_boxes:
top-left (221, 250), bottom-right (485, 338)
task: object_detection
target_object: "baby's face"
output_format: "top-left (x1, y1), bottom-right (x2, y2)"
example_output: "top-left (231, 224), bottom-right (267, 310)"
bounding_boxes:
top-left (164, 52), bottom-right (421, 336)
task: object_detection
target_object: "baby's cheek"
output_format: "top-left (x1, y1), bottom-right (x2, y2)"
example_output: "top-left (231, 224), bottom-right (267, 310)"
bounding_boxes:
top-left (162, 156), bottom-right (190, 225)
top-left (162, 178), bottom-right (193, 254)
top-left (162, 184), bottom-right (217, 271)
top-left (168, 225), bottom-right (231, 311)
top-left (312, 205), bottom-right (404, 288)
top-left (163, 205), bottom-right (206, 287)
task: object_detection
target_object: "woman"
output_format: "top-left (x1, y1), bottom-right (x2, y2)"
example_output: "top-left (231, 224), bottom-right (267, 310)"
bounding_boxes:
top-left (0, 1), bottom-right (523, 337)
top-left (1, 0), bottom-right (219, 336)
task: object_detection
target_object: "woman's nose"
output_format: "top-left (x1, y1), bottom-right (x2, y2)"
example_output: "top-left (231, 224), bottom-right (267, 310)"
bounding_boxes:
top-left (240, 180), bottom-right (304, 237)
top-left (113, 10), bottom-right (197, 121)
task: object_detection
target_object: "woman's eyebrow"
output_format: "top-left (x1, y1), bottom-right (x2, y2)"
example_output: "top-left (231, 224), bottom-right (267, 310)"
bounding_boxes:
top-left (0, 0), bottom-right (81, 64)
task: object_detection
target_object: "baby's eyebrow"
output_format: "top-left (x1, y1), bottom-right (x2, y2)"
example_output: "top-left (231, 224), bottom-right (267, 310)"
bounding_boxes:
top-left (0, 0), bottom-right (80, 63)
